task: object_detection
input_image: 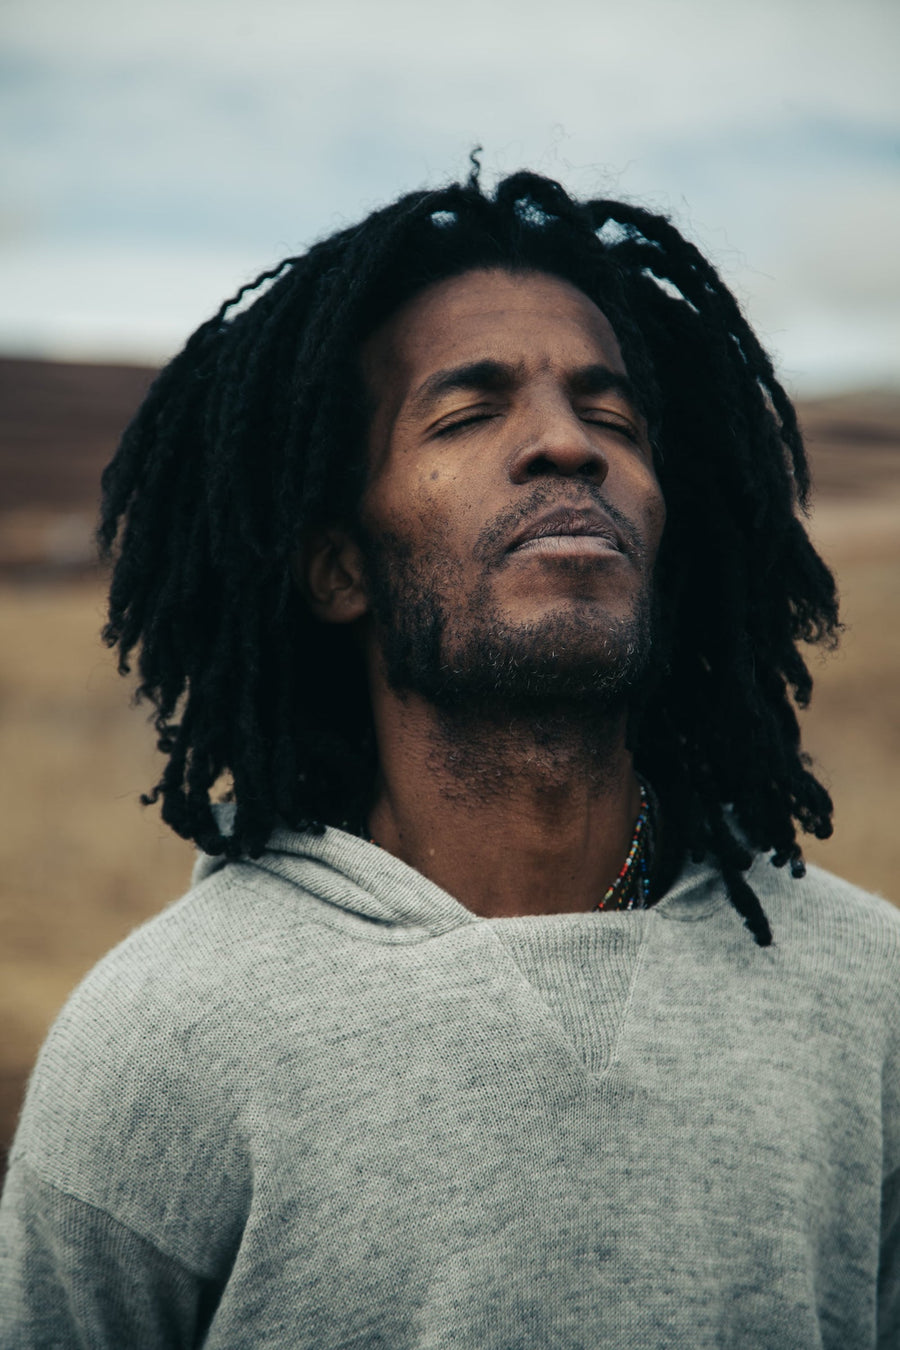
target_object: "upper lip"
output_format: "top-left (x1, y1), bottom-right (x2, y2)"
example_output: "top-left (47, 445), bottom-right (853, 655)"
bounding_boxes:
top-left (507, 504), bottom-right (625, 553)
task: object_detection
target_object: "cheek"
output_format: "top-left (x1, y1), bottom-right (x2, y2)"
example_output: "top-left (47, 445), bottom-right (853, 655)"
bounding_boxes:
top-left (416, 483), bottom-right (479, 563)
top-left (633, 465), bottom-right (666, 546)
top-left (363, 464), bottom-right (472, 557)
top-left (647, 485), bottom-right (667, 545)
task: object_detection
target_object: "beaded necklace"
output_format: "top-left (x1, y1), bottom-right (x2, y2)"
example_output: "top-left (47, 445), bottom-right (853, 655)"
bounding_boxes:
top-left (593, 778), bottom-right (656, 912)
top-left (365, 776), bottom-right (658, 914)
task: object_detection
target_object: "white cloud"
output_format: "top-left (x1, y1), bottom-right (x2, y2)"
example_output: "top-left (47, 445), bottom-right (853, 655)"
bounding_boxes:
top-left (0, 240), bottom-right (268, 362)
top-left (5, 0), bottom-right (898, 126)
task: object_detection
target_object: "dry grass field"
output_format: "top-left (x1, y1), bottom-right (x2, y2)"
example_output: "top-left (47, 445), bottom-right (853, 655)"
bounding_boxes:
top-left (1, 364), bottom-right (898, 1167)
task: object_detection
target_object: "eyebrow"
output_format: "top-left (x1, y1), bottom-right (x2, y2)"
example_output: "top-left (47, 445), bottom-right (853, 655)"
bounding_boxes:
top-left (408, 360), bottom-right (520, 414)
top-left (567, 364), bottom-right (639, 407)
top-left (407, 359), bottom-right (640, 416)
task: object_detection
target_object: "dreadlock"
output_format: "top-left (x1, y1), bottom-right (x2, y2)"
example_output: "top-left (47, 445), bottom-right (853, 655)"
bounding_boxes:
top-left (99, 166), bottom-right (840, 947)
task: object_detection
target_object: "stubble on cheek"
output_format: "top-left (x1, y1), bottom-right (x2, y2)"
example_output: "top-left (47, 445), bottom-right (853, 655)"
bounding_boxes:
top-left (358, 513), bottom-right (457, 693)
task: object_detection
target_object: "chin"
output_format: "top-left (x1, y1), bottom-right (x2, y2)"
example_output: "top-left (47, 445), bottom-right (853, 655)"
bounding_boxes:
top-left (384, 602), bottom-right (657, 715)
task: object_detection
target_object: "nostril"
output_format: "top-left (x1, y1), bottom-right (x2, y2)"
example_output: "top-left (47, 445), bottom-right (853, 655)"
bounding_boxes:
top-left (511, 438), bottom-right (610, 485)
top-left (524, 454), bottom-right (604, 479)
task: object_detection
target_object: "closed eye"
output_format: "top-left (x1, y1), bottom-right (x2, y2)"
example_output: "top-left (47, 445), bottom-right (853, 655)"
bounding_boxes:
top-left (581, 412), bottom-right (640, 442)
top-left (431, 410), bottom-right (500, 437)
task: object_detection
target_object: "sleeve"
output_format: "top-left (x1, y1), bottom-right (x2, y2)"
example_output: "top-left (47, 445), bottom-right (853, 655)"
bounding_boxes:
top-left (879, 1164), bottom-right (900, 1348)
top-left (878, 987), bottom-right (900, 1348)
top-left (0, 1158), bottom-right (219, 1349)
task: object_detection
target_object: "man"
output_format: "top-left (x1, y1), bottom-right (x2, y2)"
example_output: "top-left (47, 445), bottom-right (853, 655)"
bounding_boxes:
top-left (1, 169), bottom-right (898, 1347)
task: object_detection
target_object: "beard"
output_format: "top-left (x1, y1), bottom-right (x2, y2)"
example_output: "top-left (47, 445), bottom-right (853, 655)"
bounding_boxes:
top-left (357, 499), bottom-right (659, 721)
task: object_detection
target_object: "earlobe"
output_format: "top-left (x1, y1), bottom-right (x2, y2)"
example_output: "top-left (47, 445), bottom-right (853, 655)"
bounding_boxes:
top-left (296, 529), bottom-right (369, 625)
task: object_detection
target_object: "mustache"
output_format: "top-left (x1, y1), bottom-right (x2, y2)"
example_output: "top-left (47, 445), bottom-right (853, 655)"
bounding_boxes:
top-left (472, 485), bottom-right (646, 564)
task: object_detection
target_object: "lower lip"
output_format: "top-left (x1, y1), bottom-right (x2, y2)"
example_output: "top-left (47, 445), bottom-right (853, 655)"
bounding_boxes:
top-left (511, 535), bottom-right (622, 557)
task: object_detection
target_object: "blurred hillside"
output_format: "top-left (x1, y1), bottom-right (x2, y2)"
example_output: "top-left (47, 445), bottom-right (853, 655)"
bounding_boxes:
top-left (1, 357), bottom-right (899, 1170)
top-left (0, 357), bottom-right (155, 571)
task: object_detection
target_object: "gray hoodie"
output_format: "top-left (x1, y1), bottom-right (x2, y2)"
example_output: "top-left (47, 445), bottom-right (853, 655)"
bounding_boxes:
top-left (2, 825), bottom-right (899, 1348)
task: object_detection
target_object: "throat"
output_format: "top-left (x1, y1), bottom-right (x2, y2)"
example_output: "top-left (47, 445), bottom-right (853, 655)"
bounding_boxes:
top-left (367, 694), bottom-right (650, 917)
top-left (426, 701), bottom-right (626, 803)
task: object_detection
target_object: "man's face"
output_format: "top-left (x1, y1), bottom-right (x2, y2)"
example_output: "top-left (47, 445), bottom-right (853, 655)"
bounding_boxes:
top-left (357, 267), bottom-right (666, 713)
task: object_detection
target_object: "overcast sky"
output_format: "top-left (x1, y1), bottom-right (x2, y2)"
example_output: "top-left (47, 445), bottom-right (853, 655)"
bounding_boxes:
top-left (2, 0), bottom-right (898, 392)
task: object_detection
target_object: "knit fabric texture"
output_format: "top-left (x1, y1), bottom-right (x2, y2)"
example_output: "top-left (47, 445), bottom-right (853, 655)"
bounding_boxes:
top-left (2, 825), bottom-right (899, 1348)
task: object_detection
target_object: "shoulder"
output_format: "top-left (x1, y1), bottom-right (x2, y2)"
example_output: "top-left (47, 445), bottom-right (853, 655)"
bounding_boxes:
top-left (741, 856), bottom-right (900, 1014)
top-left (9, 861), bottom-right (314, 1268)
top-left (665, 854), bottom-right (900, 1028)
top-left (751, 855), bottom-right (900, 946)
top-left (19, 855), bottom-right (331, 1079)
top-left (50, 852), bottom-right (326, 1018)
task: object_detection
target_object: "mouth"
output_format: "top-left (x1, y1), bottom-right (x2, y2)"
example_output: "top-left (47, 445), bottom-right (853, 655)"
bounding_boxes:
top-left (506, 505), bottom-right (626, 558)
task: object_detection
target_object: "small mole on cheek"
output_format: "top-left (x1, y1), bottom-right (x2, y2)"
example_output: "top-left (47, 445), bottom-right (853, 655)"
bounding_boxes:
top-left (430, 470), bottom-right (440, 481)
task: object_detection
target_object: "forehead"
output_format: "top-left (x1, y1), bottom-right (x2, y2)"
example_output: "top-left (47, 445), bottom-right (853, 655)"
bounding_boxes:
top-left (361, 268), bottom-right (628, 405)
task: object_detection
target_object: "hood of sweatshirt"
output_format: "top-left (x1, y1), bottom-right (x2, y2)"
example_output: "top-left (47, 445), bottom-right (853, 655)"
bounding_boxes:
top-left (191, 806), bottom-right (730, 940)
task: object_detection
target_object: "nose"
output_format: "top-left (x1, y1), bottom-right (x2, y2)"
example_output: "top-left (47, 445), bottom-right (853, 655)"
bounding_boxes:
top-left (508, 395), bottom-right (609, 486)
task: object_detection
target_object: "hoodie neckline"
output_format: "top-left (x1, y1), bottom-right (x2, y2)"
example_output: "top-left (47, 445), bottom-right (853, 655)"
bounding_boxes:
top-left (194, 819), bottom-right (727, 938)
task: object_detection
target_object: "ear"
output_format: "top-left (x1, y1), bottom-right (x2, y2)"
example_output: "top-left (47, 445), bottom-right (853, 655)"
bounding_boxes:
top-left (296, 528), bottom-right (369, 625)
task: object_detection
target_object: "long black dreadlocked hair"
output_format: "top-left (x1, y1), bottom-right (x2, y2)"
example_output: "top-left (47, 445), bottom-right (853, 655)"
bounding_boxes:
top-left (99, 164), bottom-right (840, 947)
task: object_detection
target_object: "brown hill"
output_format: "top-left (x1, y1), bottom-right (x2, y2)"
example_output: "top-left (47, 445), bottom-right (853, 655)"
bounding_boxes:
top-left (0, 358), bottom-right (156, 511)
top-left (0, 358), bottom-right (156, 570)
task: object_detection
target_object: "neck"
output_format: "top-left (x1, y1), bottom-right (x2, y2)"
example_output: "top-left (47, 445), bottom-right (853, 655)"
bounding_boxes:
top-left (366, 686), bottom-right (644, 918)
